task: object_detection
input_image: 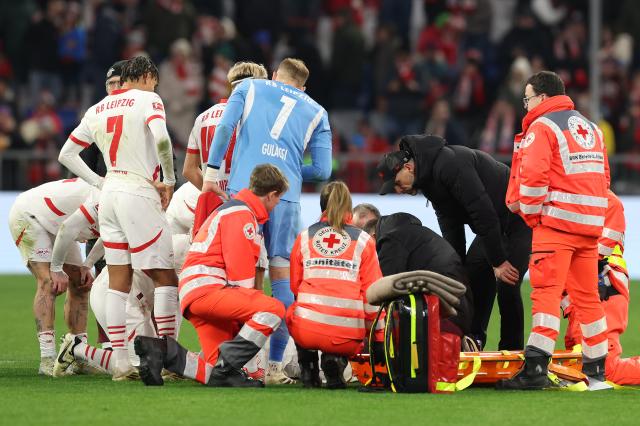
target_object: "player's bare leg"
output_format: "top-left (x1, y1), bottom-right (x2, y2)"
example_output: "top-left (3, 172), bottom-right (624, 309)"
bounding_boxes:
top-left (106, 264), bottom-right (134, 378)
top-left (63, 264), bottom-right (89, 337)
top-left (29, 261), bottom-right (57, 375)
top-left (145, 268), bottom-right (179, 340)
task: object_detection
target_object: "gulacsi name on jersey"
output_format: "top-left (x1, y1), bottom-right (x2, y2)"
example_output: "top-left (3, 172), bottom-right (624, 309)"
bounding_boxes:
top-left (95, 98), bottom-right (136, 114)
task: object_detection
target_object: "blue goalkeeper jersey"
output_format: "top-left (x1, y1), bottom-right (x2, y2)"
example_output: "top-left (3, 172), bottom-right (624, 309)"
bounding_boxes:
top-left (207, 78), bottom-right (332, 202)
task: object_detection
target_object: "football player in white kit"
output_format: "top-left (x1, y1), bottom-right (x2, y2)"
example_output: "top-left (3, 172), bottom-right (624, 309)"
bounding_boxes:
top-left (8, 178), bottom-right (98, 375)
top-left (58, 56), bottom-right (179, 379)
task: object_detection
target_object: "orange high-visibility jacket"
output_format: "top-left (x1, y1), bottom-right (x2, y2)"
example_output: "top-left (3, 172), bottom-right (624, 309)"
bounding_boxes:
top-left (506, 95), bottom-right (609, 237)
top-left (598, 190), bottom-right (625, 257)
top-left (178, 189), bottom-right (268, 314)
top-left (289, 219), bottom-right (383, 341)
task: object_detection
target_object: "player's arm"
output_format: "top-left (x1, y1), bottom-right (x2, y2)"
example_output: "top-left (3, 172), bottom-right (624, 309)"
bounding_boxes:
top-left (146, 96), bottom-right (176, 208)
top-left (203, 81), bottom-right (249, 193)
top-left (59, 116), bottom-right (103, 189)
top-left (83, 238), bottom-right (105, 270)
top-left (220, 211), bottom-right (258, 287)
top-left (50, 209), bottom-right (96, 292)
top-left (518, 124), bottom-right (552, 227)
top-left (183, 124), bottom-right (204, 189)
top-left (301, 111), bottom-right (332, 181)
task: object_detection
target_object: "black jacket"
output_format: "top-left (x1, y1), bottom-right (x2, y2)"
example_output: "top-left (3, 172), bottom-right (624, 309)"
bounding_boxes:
top-left (400, 134), bottom-right (512, 267)
top-left (375, 212), bottom-right (472, 334)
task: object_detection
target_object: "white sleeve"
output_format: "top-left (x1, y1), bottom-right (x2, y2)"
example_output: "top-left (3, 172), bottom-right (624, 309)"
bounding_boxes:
top-left (148, 118), bottom-right (176, 186)
top-left (59, 117), bottom-right (103, 189)
top-left (50, 210), bottom-right (89, 272)
top-left (83, 239), bottom-right (105, 269)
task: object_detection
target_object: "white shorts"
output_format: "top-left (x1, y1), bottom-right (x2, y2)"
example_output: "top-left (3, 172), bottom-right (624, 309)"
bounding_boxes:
top-left (99, 190), bottom-right (174, 269)
top-left (8, 204), bottom-right (82, 266)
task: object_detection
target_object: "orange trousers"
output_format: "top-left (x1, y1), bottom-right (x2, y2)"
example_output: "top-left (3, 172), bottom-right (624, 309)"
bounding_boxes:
top-left (528, 225), bottom-right (607, 360)
top-left (286, 307), bottom-right (363, 356)
top-left (186, 286), bottom-right (285, 364)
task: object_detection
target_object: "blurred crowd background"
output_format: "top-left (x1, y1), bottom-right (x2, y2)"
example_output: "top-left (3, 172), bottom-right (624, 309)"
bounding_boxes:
top-left (1, 0), bottom-right (640, 193)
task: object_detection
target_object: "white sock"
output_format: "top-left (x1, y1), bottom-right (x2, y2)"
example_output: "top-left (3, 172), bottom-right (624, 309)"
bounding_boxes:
top-left (106, 289), bottom-right (128, 368)
top-left (153, 286), bottom-right (178, 339)
top-left (37, 330), bottom-right (56, 359)
top-left (73, 341), bottom-right (113, 373)
top-left (71, 333), bottom-right (88, 343)
top-left (101, 342), bottom-right (112, 350)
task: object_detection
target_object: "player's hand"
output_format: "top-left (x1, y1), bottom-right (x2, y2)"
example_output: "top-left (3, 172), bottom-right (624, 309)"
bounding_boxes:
top-left (50, 270), bottom-right (69, 295)
top-left (79, 266), bottom-right (95, 291)
top-left (493, 260), bottom-right (519, 285)
top-left (152, 181), bottom-right (174, 210)
top-left (202, 180), bottom-right (229, 200)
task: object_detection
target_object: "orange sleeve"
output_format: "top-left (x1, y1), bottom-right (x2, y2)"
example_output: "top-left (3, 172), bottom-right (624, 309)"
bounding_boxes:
top-left (518, 124), bottom-right (553, 227)
top-left (289, 234), bottom-right (303, 297)
top-left (220, 210), bottom-right (257, 286)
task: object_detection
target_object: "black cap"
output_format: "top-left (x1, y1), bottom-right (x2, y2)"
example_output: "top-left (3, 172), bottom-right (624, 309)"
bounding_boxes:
top-left (376, 150), bottom-right (412, 195)
top-left (106, 60), bottom-right (127, 81)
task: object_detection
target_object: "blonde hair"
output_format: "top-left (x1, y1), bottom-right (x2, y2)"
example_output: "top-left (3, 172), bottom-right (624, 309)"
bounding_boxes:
top-left (227, 61), bottom-right (268, 85)
top-left (320, 181), bottom-right (352, 232)
top-left (277, 58), bottom-right (309, 87)
top-left (249, 164), bottom-right (289, 196)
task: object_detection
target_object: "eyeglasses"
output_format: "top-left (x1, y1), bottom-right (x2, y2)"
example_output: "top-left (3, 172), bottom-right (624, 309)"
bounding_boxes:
top-left (522, 94), bottom-right (543, 109)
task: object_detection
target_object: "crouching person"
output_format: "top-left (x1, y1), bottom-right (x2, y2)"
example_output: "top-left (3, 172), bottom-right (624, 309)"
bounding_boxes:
top-left (287, 181), bottom-right (384, 389)
top-left (135, 164), bottom-right (288, 387)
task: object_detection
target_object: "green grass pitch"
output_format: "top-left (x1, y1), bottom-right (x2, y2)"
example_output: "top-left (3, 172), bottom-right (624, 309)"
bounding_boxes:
top-left (2, 274), bottom-right (640, 425)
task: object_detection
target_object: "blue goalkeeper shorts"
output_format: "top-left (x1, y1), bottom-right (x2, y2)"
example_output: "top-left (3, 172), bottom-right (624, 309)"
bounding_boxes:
top-left (263, 199), bottom-right (301, 260)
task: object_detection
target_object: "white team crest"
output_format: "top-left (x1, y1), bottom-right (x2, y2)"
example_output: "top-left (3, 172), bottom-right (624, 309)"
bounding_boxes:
top-left (568, 116), bottom-right (595, 149)
top-left (243, 223), bottom-right (256, 240)
top-left (312, 227), bottom-right (350, 257)
top-left (521, 132), bottom-right (536, 148)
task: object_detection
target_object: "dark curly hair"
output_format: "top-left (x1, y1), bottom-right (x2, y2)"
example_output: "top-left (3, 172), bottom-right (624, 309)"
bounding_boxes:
top-left (121, 56), bottom-right (159, 84)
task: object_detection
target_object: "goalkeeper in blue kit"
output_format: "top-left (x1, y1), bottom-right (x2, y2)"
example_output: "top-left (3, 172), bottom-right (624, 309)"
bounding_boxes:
top-left (202, 58), bottom-right (332, 384)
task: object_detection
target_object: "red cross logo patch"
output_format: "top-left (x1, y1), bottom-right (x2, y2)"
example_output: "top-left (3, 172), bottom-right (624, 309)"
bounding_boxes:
top-left (312, 226), bottom-right (350, 257)
top-left (568, 116), bottom-right (595, 149)
top-left (243, 223), bottom-right (256, 240)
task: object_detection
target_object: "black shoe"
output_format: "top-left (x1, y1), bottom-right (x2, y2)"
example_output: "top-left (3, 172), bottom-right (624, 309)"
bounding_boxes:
top-left (207, 363), bottom-right (265, 388)
top-left (297, 348), bottom-right (321, 388)
top-left (582, 358), bottom-right (613, 391)
top-left (134, 336), bottom-right (166, 386)
top-left (496, 355), bottom-right (551, 391)
top-left (321, 354), bottom-right (347, 390)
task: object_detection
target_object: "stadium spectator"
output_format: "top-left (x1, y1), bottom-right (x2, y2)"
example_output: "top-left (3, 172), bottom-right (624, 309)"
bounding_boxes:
top-left (424, 98), bottom-right (468, 147)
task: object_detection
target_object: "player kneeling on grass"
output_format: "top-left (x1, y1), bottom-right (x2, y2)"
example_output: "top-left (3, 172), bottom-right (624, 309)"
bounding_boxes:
top-left (8, 178), bottom-right (98, 376)
top-left (53, 234), bottom-right (190, 380)
top-left (287, 181), bottom-right (384, 389)
top-left (135, 164), bottom-right (288, 387)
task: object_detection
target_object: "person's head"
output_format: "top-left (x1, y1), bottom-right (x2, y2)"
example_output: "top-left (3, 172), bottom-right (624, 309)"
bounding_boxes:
top-left (353, 203), bottom-right (381, 229)
top-left (105, 60), bottom-right (127, 95)
top-left (121, 55), bottom-right (159, 92)
top-left (227, 61), bottom-right (268, 88)
top-left (249, 164), bottom-right (289, 213)
top-left (376, 151), bottom-right (416, 195)
top-left (273, 58), bottom-right (309, 90)
top-left (362, 217), bottom-right (379, 238)
top-left (319, 181), bottom-right (352, 232)
top-left (523, 70), bottom-right (565, 112)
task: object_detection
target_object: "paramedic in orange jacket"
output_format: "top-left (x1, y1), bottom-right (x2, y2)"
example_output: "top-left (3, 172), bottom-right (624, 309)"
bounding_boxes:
top-left (135, 164), bottom-right (288, 387)
top-left (564, 190), bottom-right (640, 384)
top-left (287, 181), bottom-right (384, 389)
top-left (498, 71), bottom-right (610, 391)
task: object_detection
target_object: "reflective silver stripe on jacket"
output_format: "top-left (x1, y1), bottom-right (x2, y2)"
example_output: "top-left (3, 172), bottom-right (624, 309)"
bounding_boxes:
top-left (545, 191), bottom-right (608, 208)
top-left (527, 332), bottom-right (555, 354)
top-left (178, 275), bottom-right (225, 301)
top-left (533, 116), bottom-right (605, 175)
top-left (189, 205), bottom-right (250, 253)
top-left (298, 292), bottom-right (364, 310)
top-left (532, 312), bottom-right (560, 332)
top-left (580, 317), bottom-right (607, 339)
top-left (179, 264), bottom-right (227, 281)
top-left (294, 306), bottom-right (364, 329)
top-left (519, 202), bottom-right (543, 214)
top-left (542, 206), bottom-right (604, 227)
top-left (520, 184), bottom-right (548, 197)
top-left (602, 228), bottom-right (624, 244)
top-left (304, 268), bottom-right (358, 282)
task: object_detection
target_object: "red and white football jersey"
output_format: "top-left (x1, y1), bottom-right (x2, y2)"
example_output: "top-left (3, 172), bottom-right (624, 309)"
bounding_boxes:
top-left (187, 99), bottom-right (236, 184)
top-left (13, 178), bottom-right (96, 235)
top-left (68, 88), bottom-right (165, 190)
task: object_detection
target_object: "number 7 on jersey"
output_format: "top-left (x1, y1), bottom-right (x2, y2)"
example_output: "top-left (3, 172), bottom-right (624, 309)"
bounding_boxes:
top-left (107, 115), bottom-right (124, 167)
